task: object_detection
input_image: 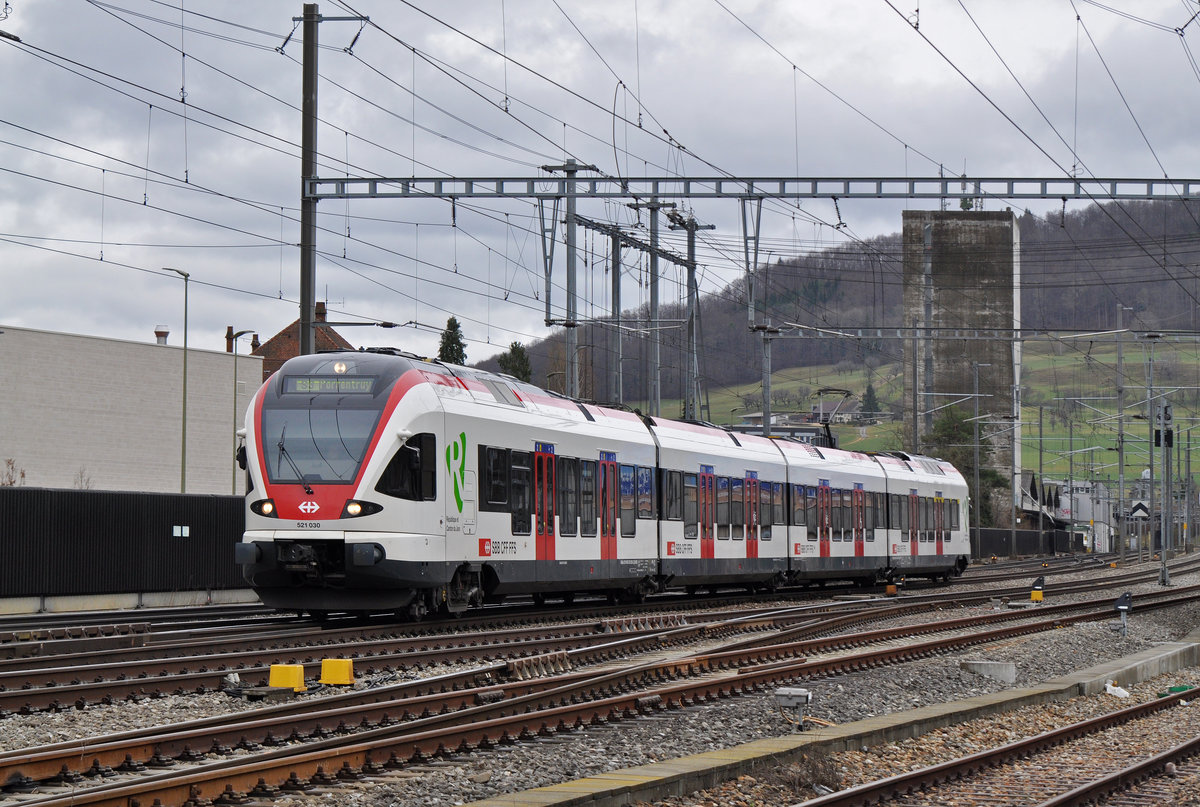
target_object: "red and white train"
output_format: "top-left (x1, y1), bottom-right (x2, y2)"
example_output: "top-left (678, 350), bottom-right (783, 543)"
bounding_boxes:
top-left (235, 349), bottom-right (970, 617)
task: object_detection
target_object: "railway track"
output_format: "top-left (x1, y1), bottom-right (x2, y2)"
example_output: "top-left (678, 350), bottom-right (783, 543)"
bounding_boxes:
top-left (1, 555), bottom-right (1196, 715)
top-left (2, 588), bottom-right (1198, 806)
top-left (800, 687), bottom-right (1200, 806)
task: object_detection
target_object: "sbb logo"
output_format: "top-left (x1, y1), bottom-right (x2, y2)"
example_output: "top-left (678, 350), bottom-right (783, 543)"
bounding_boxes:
top-left (479, 538), bottom-right (492, 557)
top-left (666, 541), bottom-right (675, 556)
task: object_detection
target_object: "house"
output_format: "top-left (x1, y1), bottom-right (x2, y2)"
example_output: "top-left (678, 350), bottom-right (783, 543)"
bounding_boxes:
top-left (251, 301), bottom-right (354, 383)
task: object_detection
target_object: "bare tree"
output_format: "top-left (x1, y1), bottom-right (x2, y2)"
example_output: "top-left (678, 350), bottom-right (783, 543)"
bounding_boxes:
top-left (1, 458), bottom-right (26, 486)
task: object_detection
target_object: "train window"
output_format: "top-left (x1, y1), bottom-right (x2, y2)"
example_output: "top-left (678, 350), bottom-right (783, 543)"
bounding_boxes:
top-left (760, 482), bottom-right (773, 540)
top-left (683, 473), bottom-right (698, 538)
top-left (479, 446), bottom-right (510, 510)
top-left (579, 460), bottom-right (597, 537)
top-left (557, 457), bottom-right (578, 537)
top-left (864, 491), bottom-right (874, 530)
top-left (950, 498), bottom-right (960, 529)
top-left (375, 432), bottom-right (437, 501)
top-left (664, 471), bottom-right (683, 520)
top-left (875, 493), bottom-right (887, 528)
top-left (637, 466), bottom-right (655, 519)
top-left (716, 477), bottom-right (730, 538)
top-left (730, 478), bottom-right (744, 526)
top-left (510, 451), bottom-right (532, 535)
top-left (791, 484), bottom-right (805, 526)
top-left (619, 465), bottom-right (637, 537)
top-left (772, 482), bottom-right (784, 526)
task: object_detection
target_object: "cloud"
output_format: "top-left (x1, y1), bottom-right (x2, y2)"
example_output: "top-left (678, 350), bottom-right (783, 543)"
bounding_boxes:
top-left (1, 0), bottom-right (1194, 364)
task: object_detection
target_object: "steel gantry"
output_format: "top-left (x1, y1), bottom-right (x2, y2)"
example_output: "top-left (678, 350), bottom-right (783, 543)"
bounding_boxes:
top-left (300, 170), bottom-right (1200, 416)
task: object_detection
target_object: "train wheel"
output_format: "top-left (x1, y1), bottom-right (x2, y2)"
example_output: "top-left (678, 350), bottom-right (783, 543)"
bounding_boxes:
top-left (308, 609), bottom-right (329, 622)
top-left (405, 597), bottom-right (428, 621)
top-left (561, 592), bottom-right (575, 604)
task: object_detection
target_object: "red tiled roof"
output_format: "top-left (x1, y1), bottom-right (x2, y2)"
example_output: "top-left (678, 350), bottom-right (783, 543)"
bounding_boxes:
top-left (250, 302), bottom-right (354, 382)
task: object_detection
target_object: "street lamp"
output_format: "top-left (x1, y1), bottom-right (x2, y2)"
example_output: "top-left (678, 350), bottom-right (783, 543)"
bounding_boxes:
top-left (230, 329), bottom-right (254, 495)
top-left (166, 268), bottom-right (189, 493)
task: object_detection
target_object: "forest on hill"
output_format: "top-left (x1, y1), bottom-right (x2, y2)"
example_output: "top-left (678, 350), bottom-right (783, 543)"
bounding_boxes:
top-left (475, 198), bottom-right (1200, 414)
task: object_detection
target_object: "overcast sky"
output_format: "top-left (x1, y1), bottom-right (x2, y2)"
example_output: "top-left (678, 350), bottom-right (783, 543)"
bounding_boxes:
top-left (2, 0), bottom-right (1198, 361)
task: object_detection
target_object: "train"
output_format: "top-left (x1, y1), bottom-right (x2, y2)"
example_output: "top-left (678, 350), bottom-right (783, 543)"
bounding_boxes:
top-left (234, 348), bottom-right (970, 618)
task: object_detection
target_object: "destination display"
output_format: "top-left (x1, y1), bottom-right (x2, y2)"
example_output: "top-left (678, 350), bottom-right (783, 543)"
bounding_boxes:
top-left (283, 375), bottom-right (376, 395)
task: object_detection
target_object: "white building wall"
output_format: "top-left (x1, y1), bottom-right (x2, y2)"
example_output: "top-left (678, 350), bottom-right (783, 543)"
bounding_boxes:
top-left (0, 325), bottom-right (263, 494)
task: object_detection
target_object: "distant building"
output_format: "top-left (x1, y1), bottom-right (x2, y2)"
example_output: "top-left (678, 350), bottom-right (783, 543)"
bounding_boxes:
top-left (0, 324), bottom-right (262, 494)
top-left (252, 301), bottom-right (354, 382)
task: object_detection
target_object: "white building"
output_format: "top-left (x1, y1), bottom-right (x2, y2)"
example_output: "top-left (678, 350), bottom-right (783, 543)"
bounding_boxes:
top-left (0, 324), bottom-right (262, 494)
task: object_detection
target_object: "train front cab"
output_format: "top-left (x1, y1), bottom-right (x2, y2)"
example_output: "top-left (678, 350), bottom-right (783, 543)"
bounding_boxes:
top-left (237, 352), bottom-right (454, 616)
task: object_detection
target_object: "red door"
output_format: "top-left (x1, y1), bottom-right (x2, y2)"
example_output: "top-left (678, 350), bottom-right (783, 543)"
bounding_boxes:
top-left (853, 485), bottom-right (865, 557)
top-left (746, 477), bottom-right (760, 559)
top-left (818, 484), bottom-right (832, 558)
top-left (599, 460), bottom-right (618, 560)
top-left (699, 472), bottom-right (715, 559)
top-left (534, 447), bottom-right (556, 561)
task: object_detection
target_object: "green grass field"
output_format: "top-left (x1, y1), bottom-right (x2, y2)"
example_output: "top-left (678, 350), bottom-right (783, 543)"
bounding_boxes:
top-left (627, 338), bottom-right (1200, 484)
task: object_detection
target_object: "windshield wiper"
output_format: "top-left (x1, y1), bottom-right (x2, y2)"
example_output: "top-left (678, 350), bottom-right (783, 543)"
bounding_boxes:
top-left (277, 424), bottom-right (314, 495)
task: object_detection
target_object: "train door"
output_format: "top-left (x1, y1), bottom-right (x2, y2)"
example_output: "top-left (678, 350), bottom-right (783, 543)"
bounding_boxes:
top-left (935, 494), bottom-right (945, 555)
top-left (818, 482), bottom-right (832, 558)
top-left (599, 455), bottom-right (618, 560)
top-left (745, 475), bottom-right (760, 559)
top-left (534, 443), bottom-right (556, 562)
top-left (852, 484), bottom-right (865, 557)
top-left (699, 468), bottom-right (715, 559)
top-left (909, 490), bottom-right (919, 558)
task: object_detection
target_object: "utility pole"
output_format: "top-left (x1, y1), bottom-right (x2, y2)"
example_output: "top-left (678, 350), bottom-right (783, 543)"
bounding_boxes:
top-left (668, 211), bottom-right (714, 421)
top-left (1159, 401), bottom-right (1173, 586)
top-left (299, 3), bottom-right (319, 356)
top-left (972, 362), bottom-right (982, 558)
top-left (1147, 333), bottom-right (1160, 567)
top-left (1116, 319), bottom-right (1124, 558)
top-left (297, 4), bottom-right (367, 356)
top-left (922, 223), bottom-right (934, 437)
top-left (541, 159), bottom-right (596, 399)
top-left (610, 232), bottom-right (621, 405)
top-left (628, 198), bottom-right (674, 417)
top-left (1038, 405), bottom-right (1044, 552)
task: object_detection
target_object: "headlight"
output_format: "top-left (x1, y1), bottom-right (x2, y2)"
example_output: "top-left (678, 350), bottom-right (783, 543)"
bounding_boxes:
top-left (251, 499), bottom-right (277, 517)
top-left (341, 499), bottom-right (382, 518)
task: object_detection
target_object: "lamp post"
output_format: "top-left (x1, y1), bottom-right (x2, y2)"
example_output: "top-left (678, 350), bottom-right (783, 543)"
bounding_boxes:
top-left (166, 268), bottom-right (189, 493)
top-left (230, 329), bottom-right (253, 495)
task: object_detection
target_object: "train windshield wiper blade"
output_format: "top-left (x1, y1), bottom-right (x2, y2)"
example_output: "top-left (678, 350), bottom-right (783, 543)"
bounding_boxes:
top-left (276, 425), bottom-right (314, 495)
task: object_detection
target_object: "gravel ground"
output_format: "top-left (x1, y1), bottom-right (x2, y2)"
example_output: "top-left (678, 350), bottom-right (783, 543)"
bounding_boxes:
top-left (3, 562), bottom-right (1198, 807)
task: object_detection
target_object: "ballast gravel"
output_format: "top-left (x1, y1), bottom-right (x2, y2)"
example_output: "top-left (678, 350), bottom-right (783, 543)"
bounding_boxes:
top-left (2, 562), bottom-right (1198, 807)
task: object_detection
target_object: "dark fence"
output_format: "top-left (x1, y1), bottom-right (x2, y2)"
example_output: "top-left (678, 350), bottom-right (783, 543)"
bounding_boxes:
top-left (973, 528), bottom-right (1084, 559)
top-left (0, 487), bottom-right (244, 598)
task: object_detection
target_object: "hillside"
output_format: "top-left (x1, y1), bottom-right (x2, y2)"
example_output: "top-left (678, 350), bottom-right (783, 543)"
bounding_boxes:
top-left (475, 198), bottom-right (1200, 460)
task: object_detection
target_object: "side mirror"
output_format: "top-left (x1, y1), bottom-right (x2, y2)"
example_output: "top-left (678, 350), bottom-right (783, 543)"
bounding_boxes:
top-left (236, 444), bottom-right (247, 470)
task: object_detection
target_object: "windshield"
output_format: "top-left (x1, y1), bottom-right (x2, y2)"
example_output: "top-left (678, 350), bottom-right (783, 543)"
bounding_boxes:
top-left (258, 351), bottom-right (420, 486)
top-left (263, 408), bottom-right (381, 484)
